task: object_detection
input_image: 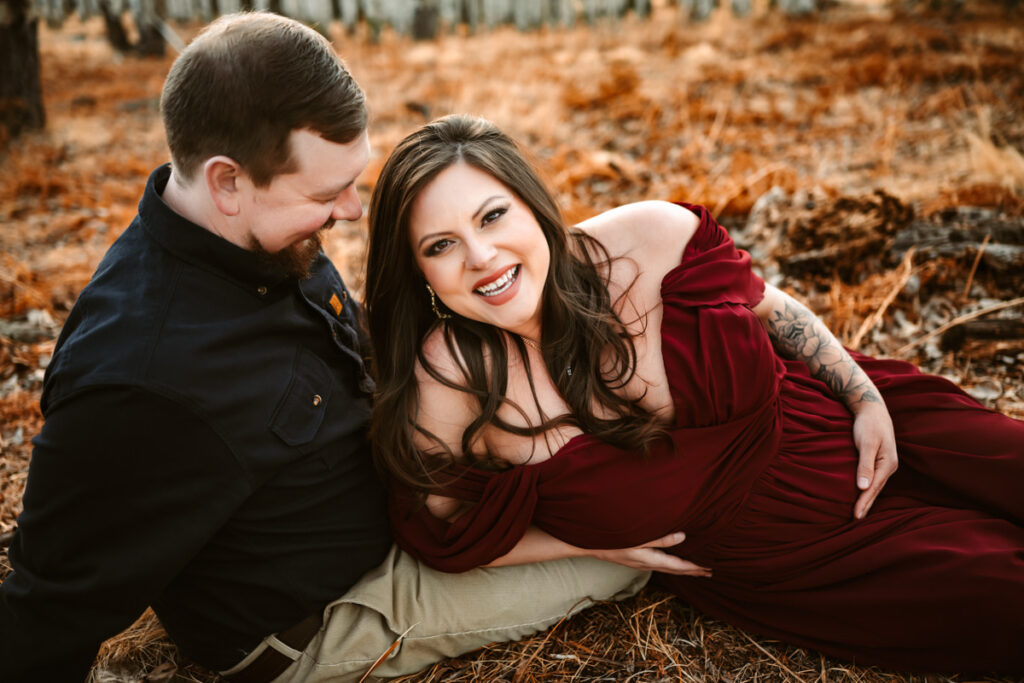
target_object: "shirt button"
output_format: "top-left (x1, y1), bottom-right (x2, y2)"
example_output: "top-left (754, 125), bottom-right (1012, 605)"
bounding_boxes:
top-left (256, 286), bottom-right (268, 296)
top-left (312, 394), bottom-right (322, 406)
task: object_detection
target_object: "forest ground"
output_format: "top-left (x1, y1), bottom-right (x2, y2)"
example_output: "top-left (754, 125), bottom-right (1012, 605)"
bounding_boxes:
top-left (1, 1), bottom-right (1022, 681)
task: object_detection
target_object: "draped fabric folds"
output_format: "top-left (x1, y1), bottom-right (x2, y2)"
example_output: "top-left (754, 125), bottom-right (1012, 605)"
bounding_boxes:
top-left (389, 204), bottom-right (1024, 674)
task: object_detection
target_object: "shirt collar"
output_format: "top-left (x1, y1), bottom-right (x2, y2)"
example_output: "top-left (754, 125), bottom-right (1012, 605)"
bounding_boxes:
top-left (138, 164), bottom-right (292, 289)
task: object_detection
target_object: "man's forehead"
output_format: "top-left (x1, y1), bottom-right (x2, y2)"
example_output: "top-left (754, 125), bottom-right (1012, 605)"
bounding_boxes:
top-left (289, 128), bottom-right (370, 180)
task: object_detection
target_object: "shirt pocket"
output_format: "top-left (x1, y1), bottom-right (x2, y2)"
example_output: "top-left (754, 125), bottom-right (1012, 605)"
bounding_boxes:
top-left (270, 347), bottom-right (332, 448)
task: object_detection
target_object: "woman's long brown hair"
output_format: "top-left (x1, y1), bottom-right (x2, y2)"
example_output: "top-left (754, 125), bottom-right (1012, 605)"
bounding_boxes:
top-left (365, 115), bottom-right (666, 492)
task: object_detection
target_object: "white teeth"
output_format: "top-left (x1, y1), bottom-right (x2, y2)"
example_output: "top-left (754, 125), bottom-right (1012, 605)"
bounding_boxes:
top-left (475, 266), bottom-right (519, 297)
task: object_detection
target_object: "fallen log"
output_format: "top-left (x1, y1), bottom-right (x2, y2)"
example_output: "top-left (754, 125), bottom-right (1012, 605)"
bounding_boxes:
top-left (743, 190), bottom-right (1024, 285)
top-left (891, 208), bottom-right (1024, 273)
top-left (940, 318), bottom-right (1024, 351)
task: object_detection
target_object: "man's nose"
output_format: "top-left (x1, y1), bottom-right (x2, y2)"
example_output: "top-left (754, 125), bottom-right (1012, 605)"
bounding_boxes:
top-left (332, 186), bottom-right (362, 222)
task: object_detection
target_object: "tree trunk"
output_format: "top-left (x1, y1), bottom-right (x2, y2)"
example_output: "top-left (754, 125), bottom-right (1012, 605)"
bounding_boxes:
top-left (0, 0), bottom-right (46, 146)
top-left (412, 2), bottom-right (440, 39)
top-left (98, 0), bottom-right (133, 52)
top-left (133, 0), bottom-right (166, 57)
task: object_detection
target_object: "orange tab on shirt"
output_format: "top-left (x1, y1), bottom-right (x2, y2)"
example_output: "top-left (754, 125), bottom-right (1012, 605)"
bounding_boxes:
top-left (329, 293), bottom-right (343, 316)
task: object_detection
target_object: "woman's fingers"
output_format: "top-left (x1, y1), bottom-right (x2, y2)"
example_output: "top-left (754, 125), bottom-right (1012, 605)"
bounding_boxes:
top-left (593, 531), bottom-right (711, 576)
top-left (636, 532), bottom-right (710, 576)
top-left (654, 552), bottom-right (713, 577)
top-left (854, 439), bottom-right (898, 519)
top-left (851, 405), bottom-right (899, 520)
top-left (641, 531), bottom-right (686, 548)
top-left (628, 548), bottom-right (710, 576)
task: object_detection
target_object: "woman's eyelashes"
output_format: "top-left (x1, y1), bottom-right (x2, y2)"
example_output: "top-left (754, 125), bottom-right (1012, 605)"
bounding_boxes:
top-left (425, 238), bottom-right (454, 256)
top-left (423, 206), bottom-right (509, 257)
top-left (481, 205), bottom-right (508, 225)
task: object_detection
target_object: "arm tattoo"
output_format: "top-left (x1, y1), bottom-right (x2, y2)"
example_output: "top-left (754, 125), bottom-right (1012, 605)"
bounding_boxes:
top-left (765, 299), bottom-right (881, 409)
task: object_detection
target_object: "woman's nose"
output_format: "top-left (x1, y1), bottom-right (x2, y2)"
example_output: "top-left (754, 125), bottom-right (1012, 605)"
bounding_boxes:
top-left (464, 236), bottom-right (497, 270)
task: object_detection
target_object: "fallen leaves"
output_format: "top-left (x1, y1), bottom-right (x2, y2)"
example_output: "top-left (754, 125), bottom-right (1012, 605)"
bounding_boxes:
top-left (1, 2), bottom-right (1022, 680)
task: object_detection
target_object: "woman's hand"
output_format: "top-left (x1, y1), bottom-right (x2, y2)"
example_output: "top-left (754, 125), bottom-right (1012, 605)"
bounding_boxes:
top-left (590, 531), bottom-right (711, 577)
top-left (851, 402), bottom-right (899, 520)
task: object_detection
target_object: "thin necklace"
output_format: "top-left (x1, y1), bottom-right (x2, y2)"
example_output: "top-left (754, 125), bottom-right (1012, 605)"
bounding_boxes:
top-left (519, 335), bottom-right (573, 377)
top-left (519, 335), bottom-right (541, 351)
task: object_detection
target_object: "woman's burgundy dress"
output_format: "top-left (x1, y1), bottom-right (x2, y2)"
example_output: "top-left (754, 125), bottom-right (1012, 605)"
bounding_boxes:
top-left (390, 205), bottom-right (1024, 674)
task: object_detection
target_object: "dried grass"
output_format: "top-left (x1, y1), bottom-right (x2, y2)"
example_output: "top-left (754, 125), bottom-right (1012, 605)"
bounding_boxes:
top-left (967, 132), bottom-right (1024, 193)
top-left (394, 589), bottom-right (1021, 683)
top-left (1, 1), bottom-right (1023, 681)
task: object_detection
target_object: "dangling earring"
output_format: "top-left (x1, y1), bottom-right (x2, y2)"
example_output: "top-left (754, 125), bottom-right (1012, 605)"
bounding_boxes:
top-left (426, 283), bottom-right (452, 320)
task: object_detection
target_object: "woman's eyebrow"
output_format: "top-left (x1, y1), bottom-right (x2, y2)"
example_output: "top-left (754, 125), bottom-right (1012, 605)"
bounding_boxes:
top-left (472, 195), bottom-right (505, 220)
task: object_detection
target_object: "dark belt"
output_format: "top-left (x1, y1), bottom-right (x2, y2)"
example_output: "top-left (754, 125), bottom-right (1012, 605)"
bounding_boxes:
top-left (224, 614), bottom-right (322, 683)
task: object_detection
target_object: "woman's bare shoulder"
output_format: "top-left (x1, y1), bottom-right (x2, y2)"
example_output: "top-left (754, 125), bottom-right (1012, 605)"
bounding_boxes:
top-left (417, 326), bottom-right (466, 382)
top-left (576, 200), bottom-right (698, 267)
top-left (576, 200), bottom-right (699, 299)
top-left (413, 327), bottom-right (478, 456)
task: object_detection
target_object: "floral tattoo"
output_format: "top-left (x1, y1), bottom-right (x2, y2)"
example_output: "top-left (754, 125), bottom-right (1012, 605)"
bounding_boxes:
top-left (765, 299), bottom-right (881, 408)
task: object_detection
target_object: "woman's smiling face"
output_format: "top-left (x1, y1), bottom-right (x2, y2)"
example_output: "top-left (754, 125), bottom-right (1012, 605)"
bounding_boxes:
top-left (408, 162), bottom-right (551, 340)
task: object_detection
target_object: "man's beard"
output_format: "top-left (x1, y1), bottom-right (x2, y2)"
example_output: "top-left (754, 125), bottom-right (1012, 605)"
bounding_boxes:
top-left (250, 223), bottom-right (331, 280)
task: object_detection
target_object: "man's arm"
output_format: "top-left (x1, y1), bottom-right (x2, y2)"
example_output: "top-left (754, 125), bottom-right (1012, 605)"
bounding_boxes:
top-left (0, 387), bottom-right (249, 681)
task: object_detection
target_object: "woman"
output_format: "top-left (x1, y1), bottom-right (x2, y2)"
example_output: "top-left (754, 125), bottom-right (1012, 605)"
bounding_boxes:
top-left (364, 115), bottom-right (1024, 674)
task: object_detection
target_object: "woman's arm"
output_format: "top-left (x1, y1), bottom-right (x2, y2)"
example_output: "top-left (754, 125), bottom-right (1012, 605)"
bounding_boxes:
top-left (426, 494), bottom-right (709, 577)
top-left (485, 526), bottom-right (710, 577)
top-left (752, 284), bottom-right (898, 519)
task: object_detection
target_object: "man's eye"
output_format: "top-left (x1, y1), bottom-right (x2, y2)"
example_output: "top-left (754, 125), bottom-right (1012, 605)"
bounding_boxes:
top-left (426, 239), bottom-right (453, 256)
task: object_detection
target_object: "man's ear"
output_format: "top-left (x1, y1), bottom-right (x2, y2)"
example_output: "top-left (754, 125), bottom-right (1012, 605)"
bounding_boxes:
top-left (204, 156), bottom-right (243, 217)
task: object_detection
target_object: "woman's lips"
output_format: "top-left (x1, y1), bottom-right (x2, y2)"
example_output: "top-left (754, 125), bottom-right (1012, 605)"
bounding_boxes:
top-left (473, 265), bottom-right (519, 296)
top-left (473, 265), bottom-right (522, 305)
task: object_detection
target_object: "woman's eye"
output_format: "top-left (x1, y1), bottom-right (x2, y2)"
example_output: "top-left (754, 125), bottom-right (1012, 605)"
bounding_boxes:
top-left (482, 207), bottom-right (507, 225)
top-left (426, 238), bottom-right (453, 256)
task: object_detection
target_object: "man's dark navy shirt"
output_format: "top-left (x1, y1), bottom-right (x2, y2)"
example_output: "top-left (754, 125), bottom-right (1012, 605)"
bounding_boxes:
top-left (0, 165), bottom-right (393, 680)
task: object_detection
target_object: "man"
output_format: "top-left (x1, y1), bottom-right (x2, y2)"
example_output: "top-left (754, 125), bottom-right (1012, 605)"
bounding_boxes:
top-left (0, 13), bottom-right (692, 682)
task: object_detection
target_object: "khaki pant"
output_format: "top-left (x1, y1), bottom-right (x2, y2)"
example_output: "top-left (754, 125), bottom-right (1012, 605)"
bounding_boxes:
top-left (221, 545), bottom-right (649, 682)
